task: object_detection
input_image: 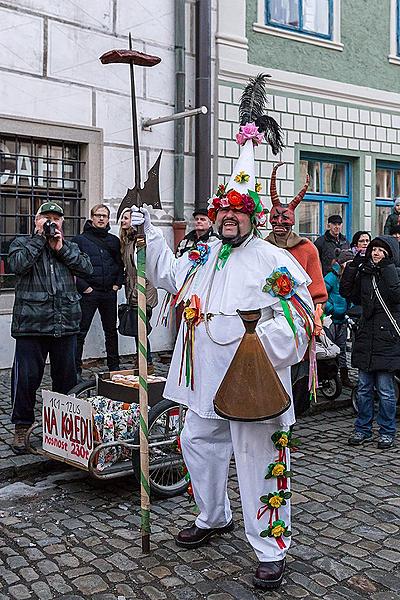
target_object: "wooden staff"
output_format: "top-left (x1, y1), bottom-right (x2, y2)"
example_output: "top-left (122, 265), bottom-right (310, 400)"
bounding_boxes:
top-left (100, 36), bottom-right (161, 554)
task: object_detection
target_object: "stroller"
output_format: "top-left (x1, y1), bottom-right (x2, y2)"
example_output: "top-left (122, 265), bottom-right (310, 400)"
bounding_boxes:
top-left (316, 327), bottom-right (342, 400)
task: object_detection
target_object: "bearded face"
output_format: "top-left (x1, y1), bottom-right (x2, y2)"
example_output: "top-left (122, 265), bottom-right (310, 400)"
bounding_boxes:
top-left (269, 205), bottom-right (295, 238)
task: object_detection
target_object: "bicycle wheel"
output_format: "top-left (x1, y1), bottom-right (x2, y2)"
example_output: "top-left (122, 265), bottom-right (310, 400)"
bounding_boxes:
top-left (320, 375), bottom-right (342, 400)
top-left (132, 399), bottom-right (188, 498)
top-left (68, 379), bottom-right (97, 399)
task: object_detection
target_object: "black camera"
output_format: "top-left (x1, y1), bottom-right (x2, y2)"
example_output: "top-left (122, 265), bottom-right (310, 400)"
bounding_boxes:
top-left (43, 220), bottom-right (58, 238)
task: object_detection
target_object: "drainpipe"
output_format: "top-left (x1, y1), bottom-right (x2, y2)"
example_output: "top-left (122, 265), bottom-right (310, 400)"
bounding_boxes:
top-left (195, 0), bottom-right (212, 210)
top-left (173, 0), bottom-right (186, 250)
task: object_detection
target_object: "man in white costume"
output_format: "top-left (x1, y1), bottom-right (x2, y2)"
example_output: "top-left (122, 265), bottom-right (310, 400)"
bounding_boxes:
top-left (131, 97), bottom-right (314, 588)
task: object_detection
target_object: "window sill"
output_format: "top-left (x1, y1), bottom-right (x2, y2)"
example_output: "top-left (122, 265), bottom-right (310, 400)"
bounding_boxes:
top-left (252, 23), bottom-right (344, 51)
top-left (388, 54), bottom-right (400, 65)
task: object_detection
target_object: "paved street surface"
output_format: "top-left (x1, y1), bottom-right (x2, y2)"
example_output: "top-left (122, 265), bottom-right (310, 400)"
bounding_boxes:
top-left (1, 359), bottom-right (399, 599)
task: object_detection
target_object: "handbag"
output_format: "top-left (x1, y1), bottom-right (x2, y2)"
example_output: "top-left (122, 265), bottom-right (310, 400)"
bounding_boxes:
top-left (315, 333), bottom-right (340, 360)
top-left (118, 303), bottom-right (138, 337)
top-left (117, 302), bottom-right (153, 337)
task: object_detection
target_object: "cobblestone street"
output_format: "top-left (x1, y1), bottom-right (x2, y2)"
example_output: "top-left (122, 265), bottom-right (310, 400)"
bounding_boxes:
top-left (1, 359), bottom-right (399, 599)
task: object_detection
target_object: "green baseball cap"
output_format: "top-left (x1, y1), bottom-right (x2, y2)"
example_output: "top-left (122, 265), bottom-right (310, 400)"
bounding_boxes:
top-left (37, 202), bottom-right (64, 216)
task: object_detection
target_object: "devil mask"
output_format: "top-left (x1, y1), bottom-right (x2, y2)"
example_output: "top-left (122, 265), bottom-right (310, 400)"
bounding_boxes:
top-left (269, 162), bottom-right (310, 228)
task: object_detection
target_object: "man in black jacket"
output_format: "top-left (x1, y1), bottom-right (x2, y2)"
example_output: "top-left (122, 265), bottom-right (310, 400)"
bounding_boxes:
top-left (314, 214), bottom-right (350, 276)
top-left (175, 208), bottom-right (218, 257)
top-left (72, 204), bottom-right (124, 377)
top-left (9, 202), bottom-right (93, 454)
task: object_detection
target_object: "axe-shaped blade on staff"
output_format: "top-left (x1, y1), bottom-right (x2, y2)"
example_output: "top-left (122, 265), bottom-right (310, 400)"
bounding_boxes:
top-left (100, 36), bottom-right (162, 555)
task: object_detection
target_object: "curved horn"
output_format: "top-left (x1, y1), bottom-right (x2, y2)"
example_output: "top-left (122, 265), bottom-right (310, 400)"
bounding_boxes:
top-left (270, 162), bottom-right (284, 207)
top-left (289, 173), bottom-right (310, 211)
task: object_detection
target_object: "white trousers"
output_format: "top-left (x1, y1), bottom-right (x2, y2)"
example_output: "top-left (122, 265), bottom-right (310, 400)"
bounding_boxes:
top-left (180, 410), bottom-right (291, 562)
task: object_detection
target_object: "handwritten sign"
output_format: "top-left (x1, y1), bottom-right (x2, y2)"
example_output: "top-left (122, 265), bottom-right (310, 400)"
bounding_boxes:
top-left (42, 391), bottom-right (93, 468)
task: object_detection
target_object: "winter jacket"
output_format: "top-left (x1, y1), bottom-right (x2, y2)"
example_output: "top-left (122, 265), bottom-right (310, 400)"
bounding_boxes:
top-left (265, 232), bottom-right (328, 305)
top-left (314, 231), bottom-right (350, 276)
top-left (340, 235), bottom-right (400, 372)
top-left (175, 227), bottom-right (218, 258)
top-left (72, 221), bottom-right (124, 293)
top-left (8, 234), bottom-right (93, 338)
top-left (324, 264), bottom-right (348, 324)
top-left (383, 210), bottom-right (400, 235)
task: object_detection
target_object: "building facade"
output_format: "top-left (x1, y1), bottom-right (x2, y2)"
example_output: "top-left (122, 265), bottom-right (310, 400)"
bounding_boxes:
top-left (2, 0), bottom-right (400, 368)
top-left (216, 0), bottom-right (400, 241)
top-left (0, 0), bottom-right (210, 368)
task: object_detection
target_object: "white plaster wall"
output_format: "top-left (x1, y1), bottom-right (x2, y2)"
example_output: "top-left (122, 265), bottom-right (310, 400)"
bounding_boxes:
top-left (0, 0), bottom-right (206, 369)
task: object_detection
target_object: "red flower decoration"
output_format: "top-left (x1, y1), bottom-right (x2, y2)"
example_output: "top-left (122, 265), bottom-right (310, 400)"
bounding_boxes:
top-left (208, 207), bottom-right (217, 222)
top-left (275, 275), bottom-right (292, 296)
top-left (226, 189), bottom-right (244, 209)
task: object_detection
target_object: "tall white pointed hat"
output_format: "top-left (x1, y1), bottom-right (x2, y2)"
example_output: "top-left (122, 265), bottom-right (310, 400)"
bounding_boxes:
top-left (208, 73), bottom-right (283, 225)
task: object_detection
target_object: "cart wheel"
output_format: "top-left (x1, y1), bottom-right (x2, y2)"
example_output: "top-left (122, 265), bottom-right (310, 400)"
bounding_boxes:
top-left (320, 375), bottom-right (342, 400)
top-left (68, 379), bottom-right (97, 399)
top-left (132, 399), bottom-right (188, 498)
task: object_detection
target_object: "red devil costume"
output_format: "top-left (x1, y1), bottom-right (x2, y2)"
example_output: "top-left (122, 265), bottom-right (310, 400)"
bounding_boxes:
top-left (266, 163), bottom-right (327, 306)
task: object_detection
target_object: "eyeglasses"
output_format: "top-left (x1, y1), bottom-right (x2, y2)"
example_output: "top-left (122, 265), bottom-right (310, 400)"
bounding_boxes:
top-left (93, 213), bottom-right (109, 219)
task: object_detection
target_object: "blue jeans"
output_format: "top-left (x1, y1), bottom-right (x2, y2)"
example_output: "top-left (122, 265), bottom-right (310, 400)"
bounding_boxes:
top-left (355, 370), bottom-right (397, 438)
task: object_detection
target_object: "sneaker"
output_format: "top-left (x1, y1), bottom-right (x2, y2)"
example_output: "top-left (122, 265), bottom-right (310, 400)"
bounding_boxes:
top-left (348, 431), bottom-right (373, 446)
top-left (11, 425), bottom-right (30, 455)
top-left (377, 435), bottom-right (394, 449)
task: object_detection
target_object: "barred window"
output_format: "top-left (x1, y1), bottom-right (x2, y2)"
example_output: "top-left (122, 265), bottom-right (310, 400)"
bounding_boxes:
top-left (0, 136), bottom-right (86, 291)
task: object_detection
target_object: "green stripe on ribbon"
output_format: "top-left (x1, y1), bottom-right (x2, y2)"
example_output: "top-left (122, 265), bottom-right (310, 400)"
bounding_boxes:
top-left (280, 298), bottom-right (297, 339)
top-left (137, 282), bottom-right (146, 295)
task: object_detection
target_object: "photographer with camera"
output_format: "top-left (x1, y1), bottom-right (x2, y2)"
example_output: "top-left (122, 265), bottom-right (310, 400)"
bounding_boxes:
top-left (8, 202), bottom-right (93, 454)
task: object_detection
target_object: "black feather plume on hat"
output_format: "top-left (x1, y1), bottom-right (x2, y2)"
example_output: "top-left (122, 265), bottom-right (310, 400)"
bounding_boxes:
top-left (238, 73), bottom-right (284, 155)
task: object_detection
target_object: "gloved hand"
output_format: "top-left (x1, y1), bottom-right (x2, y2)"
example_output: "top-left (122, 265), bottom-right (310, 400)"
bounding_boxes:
top-left (130, 206), bottom-right (151, 232)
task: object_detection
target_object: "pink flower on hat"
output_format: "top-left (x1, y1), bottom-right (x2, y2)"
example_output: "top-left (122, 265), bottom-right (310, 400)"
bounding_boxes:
top-left (236, 122), bottom-right (264, 146)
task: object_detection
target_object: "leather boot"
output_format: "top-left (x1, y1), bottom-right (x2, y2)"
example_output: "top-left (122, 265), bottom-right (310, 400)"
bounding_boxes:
top-left (253, 558), bottom-right (286, 590)
top-left (175, 519), bottom-right (234, 548)
top-left (11, 425), bottom-right (30, 455)
top-left (340, 367), bottom-right (354, 388)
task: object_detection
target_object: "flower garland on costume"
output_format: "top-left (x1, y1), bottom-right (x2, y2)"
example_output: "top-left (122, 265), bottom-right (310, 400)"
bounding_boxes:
top-left (179, 294), bottom-right (204, 389)
top-left (171, 242), bottom-right (210, 307)
top-left (257, 430), bottom-right (299, 549)
top-left (263, 267), bottom-right (317, 400)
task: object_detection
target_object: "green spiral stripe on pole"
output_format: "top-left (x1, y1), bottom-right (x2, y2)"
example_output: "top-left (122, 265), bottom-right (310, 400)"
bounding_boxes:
top-left (136, 239), bottom-right (150, 552)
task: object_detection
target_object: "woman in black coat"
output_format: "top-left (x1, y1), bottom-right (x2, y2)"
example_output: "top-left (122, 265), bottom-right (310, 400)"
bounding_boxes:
top-left (340, 235), bottom-right (400, 449)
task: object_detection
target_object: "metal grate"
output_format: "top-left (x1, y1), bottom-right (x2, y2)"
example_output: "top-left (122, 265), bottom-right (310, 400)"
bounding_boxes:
top-left (0, 135), bottom-right (86, 291)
